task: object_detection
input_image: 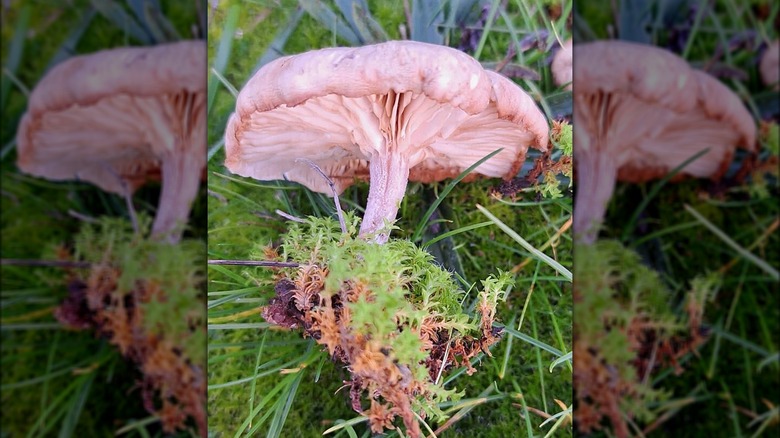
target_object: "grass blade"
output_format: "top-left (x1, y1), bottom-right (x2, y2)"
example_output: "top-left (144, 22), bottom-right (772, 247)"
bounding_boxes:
top-left (472, 0), bottom-right (500, 59)
top-left (502, 325), bottom-right (564, 357)
top-left (45, 9), bottom-right (97, 71)
top-left (266, 370), bottom-right (304, 438)
top-left (684, 204), bottom-right (779, 280)
top-left (549, 351), bottom-right (572, 372)
top-left (1, 5), bottom-right (31, 110)
top-left (410, 0), bottom-right (444, 44)
top-left (210, 67), bottom-right (238, 98)
top-left (299, 0), bottom-right (360, 46)
top-left (90, 0), bottom-right (151, 44)
top-left (349, 1), bottom-right (389, 43)
top-left (476, 204), bottom-right (572, 281)
top-left (232, 373), bottom-right (296, 437)
top-left (115, 417), bottom-right (159, 435)
top-left (58, 371), bottom-right (95, 438)
top-left (422, 221), bottom-right (493, 249)
top-left (411, 148), bottom-right (503, 242)
top-left (139, 1), bottom-right (180, 43)
top-left (323, 416), bottom-right (368, 435)
top-left (254, 7), bottom-right (305, 72)
top-left (208, 4), bottom-right (240, 112)
top-left (620, 148), bottom-right (710, 242)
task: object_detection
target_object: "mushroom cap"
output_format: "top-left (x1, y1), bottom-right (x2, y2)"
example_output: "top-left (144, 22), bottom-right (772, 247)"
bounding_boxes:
top-left (551, 38), bottom-right (572, 90)
top-left (574, 40), bottom-right (756, 182)
top-left (760, 39), bottom-right (779, 89)
top-left (225, 40), bottom-right (549, 194)
top-left (17, 40), bottom-right (207, 194)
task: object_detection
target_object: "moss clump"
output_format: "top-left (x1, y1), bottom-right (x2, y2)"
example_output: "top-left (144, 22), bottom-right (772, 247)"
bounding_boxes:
top-left (261, 213), bottom-right (511, 437)
top-left (55, 216), bottom-right (206, 435)
top-left (573, 240), bottom-right (710, 437)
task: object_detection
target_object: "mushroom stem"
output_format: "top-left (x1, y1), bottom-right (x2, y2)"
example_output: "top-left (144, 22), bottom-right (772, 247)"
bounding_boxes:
top-left (573, 146), bottom-right (617, 245)
top-left (359, 153), bottom-right (410, 244)
top-left (152, 146), bottom-right (204, 244)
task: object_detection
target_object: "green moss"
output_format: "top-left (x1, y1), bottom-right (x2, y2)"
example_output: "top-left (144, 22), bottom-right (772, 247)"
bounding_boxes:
top-left (73, 216), bottom-right (206, 364)
top-left (273, 214), bottom-right (512, 427)
top-left (573, 240), bottom-right (714, 433)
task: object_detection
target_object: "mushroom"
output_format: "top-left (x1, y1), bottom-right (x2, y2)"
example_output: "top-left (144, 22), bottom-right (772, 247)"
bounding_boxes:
top-left (225, 40), bottom-right (549, 243)
top-left (551, 38), bottom-right (572, 90)
top-left (573, 40), bottom-right (756, 244)
top-left (16, 40), bottom-right (206, 244)
top-left (760, 39), bottom-right (779, 89)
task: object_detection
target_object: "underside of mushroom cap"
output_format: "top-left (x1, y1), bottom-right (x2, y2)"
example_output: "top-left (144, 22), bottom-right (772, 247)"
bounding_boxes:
top-left (16, 41), bottom-right (207, 195)
top-left (225, 40), bottom-right (548, 195)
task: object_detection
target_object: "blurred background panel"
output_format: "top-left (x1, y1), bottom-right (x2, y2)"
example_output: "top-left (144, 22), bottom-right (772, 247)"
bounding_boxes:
top-left (1, 1), bottom-right (207, 436)
top-left (206, 1), bottom-right (573, 437)
top-left (572, 0), bottom-right (778, 436)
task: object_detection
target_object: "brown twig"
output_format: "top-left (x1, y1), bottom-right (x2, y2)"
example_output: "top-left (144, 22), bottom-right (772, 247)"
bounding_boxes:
top-left (718, 217), bottom-right (779, 275)
top-left (104, 163), bottom-right (139, 235)
top-left (296, 158), bottom-right (348, 234)
top-left (0, 259), bottom-right (93, 268)
top-left (207, 189), bottom-right (227, 204)
top-left (275, 209), bottom-right (306, 223)
top-left (207, 260), bottom-right (299, 268)
top-left (511, 217), bottom-right (572, 273)
top-left (67, 209), bottom-right (99, 223)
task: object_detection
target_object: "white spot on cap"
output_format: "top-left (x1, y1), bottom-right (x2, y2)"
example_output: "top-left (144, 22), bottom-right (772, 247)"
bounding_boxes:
top-left (292, 73), bottom-right (312, 89)
top-left (469, 74), bottom-right (479, 90)
top-left (677, 74), bottom-right (687, 90)
top-left (437, 72), bottom-right (452, 87)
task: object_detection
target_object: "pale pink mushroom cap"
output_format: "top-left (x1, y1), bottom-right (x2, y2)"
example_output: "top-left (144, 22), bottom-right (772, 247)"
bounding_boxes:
top-left (760, 39), bottom-right (779, 89)
top-left (573, 40), bottom-right (756, 244)
top-left (551, 38), bottom-right (572, 90)
top-left (17, 41), bottom-right (207, 243)
top-left (225, 40), bottom-right (548, 243)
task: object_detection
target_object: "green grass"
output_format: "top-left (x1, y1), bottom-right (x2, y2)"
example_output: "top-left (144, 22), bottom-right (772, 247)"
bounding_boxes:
top-left (1, 1), bottom-right (204, 436)
top-left (206, 1), bottom-right (572, 437)
top-left (574, 0), bottom-right (779, 436)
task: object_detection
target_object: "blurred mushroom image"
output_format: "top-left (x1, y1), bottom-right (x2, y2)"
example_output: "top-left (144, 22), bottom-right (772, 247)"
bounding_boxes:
top-left (760, 39), bottom-right (779, 89)
top-left (17, 40), bottom-right (207, 244)
top-left (572, 40), bottom-right (756, 244)
top-left (13, 41), bottom-right (208, 436)
top-left (225, 40), bottom-right (548, 243)
top-left (551, 38), bottom-right (572, 90)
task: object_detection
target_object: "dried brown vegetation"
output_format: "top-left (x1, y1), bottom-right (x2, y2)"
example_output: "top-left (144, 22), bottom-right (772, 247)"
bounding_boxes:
top-left (55, 261), bottom-right (206, 436)
top-left (493, 120), bottom-right (572, 199)
top-left (574, 284), bottom-right (709, 438)
top-left (262, 263), bottom-right (502, 438)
